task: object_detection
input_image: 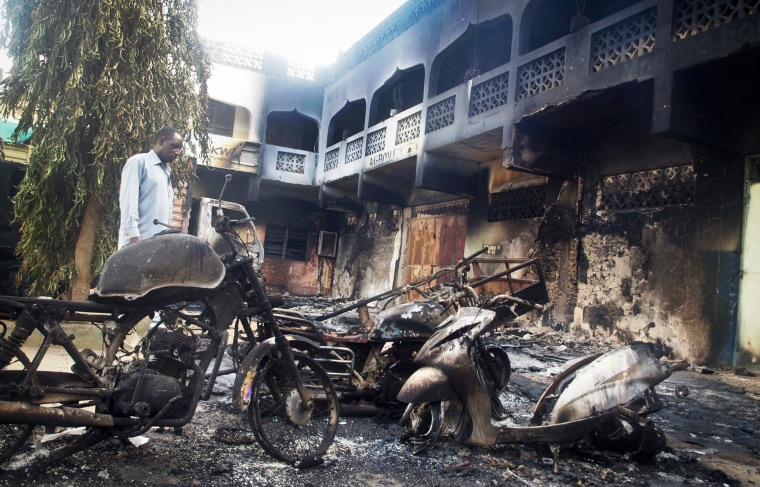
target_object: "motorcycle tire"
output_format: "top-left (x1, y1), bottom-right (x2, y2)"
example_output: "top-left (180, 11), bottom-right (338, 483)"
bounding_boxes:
top-left (248, 352), bottom-right (339, 467)
top-left (0, 348), bottom-right (35, 465)
top-left (405, 401), bottom-right (447, 455)
top-left (476, 346), bottom-right (511, 421)
top-left (589, 414), bottom-right (667, 458)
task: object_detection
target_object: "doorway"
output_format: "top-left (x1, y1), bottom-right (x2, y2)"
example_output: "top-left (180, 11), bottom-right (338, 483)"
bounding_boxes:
top-left (406, 201), bottom-right (469, 288)
top-left (737, 157), bottom-right (760, 370)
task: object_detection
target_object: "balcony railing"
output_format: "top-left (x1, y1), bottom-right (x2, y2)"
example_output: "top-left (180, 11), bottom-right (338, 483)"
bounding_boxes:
top-left (517, 48), bottom-right (566, 101)
top-left (365, 127), bottom-right (387, 156)
top-left (673, 0), bottom-right (760, 40)
top-left (259, 144), bottom-right (315, 184)
top-left (426, 95), bottom-right (456, 133)
top-left (317, 0), bottom-right (757, 184)
top-left (590, 7), bottom-right (657, 73)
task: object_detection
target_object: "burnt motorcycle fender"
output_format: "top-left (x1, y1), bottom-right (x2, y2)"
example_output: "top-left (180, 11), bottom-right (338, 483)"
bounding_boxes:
top-left (231, 335), bottom-right (323, 411)
top-left (396, 366), bottom-right (458, 404)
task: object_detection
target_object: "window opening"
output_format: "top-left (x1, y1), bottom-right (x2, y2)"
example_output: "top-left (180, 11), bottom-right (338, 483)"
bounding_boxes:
top-left (264, 224), bottom-right (310, 261)
top-left (207, 99), bottom-right (235, 137)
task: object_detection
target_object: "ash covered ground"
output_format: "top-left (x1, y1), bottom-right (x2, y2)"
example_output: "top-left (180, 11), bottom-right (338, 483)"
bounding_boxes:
top-left (1, 297), bottom-right (758, 486)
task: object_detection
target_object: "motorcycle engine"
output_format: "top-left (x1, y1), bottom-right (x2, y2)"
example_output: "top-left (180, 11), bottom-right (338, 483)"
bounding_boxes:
top-left (111, 329), bottom-right (197, 418)
top-left (146, 328), bottom-right (198, 380)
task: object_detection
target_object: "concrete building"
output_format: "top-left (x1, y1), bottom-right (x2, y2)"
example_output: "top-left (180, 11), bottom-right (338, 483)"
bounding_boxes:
top-left (192, 0), bottom-right (760, 368)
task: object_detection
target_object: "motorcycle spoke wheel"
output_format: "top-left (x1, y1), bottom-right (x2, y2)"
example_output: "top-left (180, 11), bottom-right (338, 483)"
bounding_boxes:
top-left (248, 352), bottom-right (339, 466)
top-left (0, 349), bottom-right (35, 465)
top-left (407, 401), bottom-right (446, 454)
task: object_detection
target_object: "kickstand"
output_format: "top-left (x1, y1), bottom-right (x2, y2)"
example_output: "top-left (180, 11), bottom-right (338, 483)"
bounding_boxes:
top-left (30, 428), bottom-right (109, 473)
top-left (550, 443), bottom-right (560, 474)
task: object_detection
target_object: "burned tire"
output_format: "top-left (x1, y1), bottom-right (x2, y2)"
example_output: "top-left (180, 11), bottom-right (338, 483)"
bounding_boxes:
top-left (475, 346), bottom-right (511, 421)
top-left (404, 401), bottom-right (447, 455)
top-left (589, 414), bottom-right (667, 458)
top-left (248, 352), bottom-right (339, 467)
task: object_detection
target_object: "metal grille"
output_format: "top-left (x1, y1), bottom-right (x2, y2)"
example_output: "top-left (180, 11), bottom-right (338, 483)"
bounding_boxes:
top-left (674, 0), bottom-right (760, 40)
top-left (365, 210), bottom-right (400, 237)
top-left (276, 151), bottom-right (305, 174)
top-left (591, 8), bottom-right (657, 73)
top-left (345, 137), bottom-right (364, 163)
top-left (264, 224), bottom-right (309, 261)
top-left (597, 164), bottom-right (696, 211)
top-left (396, 111), bottom-right (422, 145)
top-left (488, 186), bottom-right (547, 222)
top-left (324, 148), bottom-right (339, 172)
top-left (426, 96), bottom-right (456, 133)
top-left (203, 39), bottom-right (264, 71)
top-left (366, 128), bottom-right (387, 156)
top-left (469, 72), bottom-right (509, 117)
top-left (287, 60), bottom-right (316, 81)
top-left (412, 199), bottom-right (469, 218)
top-left (517, 49), bottom-right (565, 101)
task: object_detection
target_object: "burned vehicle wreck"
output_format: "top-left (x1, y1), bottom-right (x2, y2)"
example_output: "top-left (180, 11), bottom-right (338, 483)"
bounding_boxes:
top-left (232, 247), bottom-right (549, 416)
top-left (231, 247), bottom-right (672, 463)
top-left (0, 183), bottom-right (339, 470)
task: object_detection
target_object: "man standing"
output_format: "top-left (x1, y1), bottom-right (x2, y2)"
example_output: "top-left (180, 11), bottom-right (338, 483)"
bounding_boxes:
top-left (118, 126), bottom-right (183, 249)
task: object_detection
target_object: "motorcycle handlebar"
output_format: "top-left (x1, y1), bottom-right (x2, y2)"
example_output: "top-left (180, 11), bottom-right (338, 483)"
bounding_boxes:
top-left (153, 219), bottom-right (174, 229)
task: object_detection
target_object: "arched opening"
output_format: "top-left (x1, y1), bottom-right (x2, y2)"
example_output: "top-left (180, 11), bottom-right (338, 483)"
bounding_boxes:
top-left (265, 110), bottom-right (319, 152)
top-left (519, 0), bottom-right (641, 55)
top-left (368, 65), bottom-right (425, 126)
top-left (327, 99), bottom-right (367, 147)
top-left (431, 15), bottom-right (512, 97)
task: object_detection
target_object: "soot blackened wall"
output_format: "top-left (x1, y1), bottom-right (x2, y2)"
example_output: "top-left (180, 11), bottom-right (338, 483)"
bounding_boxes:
top-left (573, 133), bottom-right (743, 365)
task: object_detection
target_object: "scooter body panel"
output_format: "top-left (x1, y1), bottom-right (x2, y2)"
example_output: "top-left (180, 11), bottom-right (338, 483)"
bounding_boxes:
top-left (549, 344), bottom-right (671, 424)
top-left (414, 307), bottom-right (496, 362)
top-left (397, 366), bottom-right (458, 403)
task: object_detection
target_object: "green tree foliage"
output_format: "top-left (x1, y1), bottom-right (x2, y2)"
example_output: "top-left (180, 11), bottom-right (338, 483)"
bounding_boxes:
top-left (0, 0), bottom-right (210, 296)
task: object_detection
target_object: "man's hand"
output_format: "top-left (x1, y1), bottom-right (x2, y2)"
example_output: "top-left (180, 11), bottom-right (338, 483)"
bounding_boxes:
top-left (129, 236), bottom-right (142, 245)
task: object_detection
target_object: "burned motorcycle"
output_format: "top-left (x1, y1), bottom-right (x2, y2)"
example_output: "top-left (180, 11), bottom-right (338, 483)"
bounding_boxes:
top-left (397, 306), bottom-right (672, 468)
top-left (233, 248), bottom-right (548, 417)
top-left (0, 176), bottom-right (339, 469)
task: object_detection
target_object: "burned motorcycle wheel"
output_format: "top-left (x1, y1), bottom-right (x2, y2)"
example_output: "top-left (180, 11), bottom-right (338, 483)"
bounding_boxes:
top-left (475, 346), bottom-right (511, 421)
top-left (248, 352), bottom-right (339, 467)
top-left (0, 349), bottom-right (35, 464)
top-left (589, 413), bottom-right (667, 458)
top-left (405, 401), bottom-right (446, 455)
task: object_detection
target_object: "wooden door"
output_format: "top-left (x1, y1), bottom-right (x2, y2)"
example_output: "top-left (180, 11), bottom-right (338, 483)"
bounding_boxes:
top-left (406, 212), bottom-right (467, 288)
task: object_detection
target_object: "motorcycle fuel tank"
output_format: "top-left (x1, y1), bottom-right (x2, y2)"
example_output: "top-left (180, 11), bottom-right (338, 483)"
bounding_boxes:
top-left (93, 233), bottom-right (225, 303)
top-left (369, 301), bottom-right (447, 342)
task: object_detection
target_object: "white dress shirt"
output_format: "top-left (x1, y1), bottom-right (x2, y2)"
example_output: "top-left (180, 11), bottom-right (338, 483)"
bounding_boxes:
top-left (118, 150), bottom-right (173, 249)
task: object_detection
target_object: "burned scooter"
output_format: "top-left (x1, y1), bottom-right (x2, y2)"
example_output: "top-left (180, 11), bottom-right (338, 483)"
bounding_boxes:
top-left (397, 306), bottom-right (672, 468)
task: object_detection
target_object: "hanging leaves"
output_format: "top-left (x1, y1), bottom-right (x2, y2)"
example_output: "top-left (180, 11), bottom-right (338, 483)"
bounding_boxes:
top-left (0, 0), bottom-right (211, 296)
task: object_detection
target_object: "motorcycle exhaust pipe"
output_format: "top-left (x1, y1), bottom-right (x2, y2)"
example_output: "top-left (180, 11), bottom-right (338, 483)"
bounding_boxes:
top-left (0, 400), bottom-right (138, 428)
